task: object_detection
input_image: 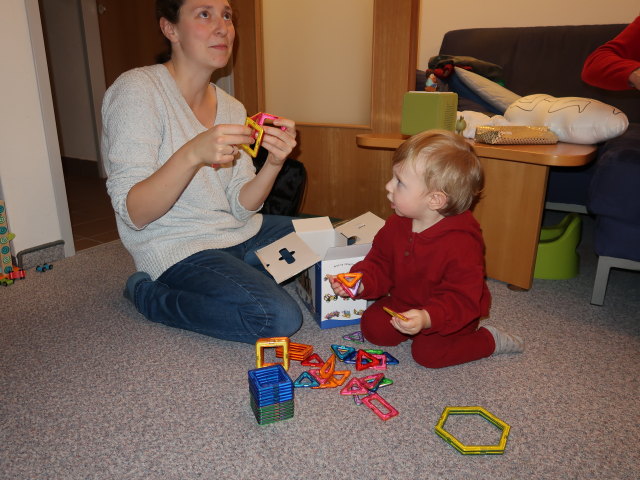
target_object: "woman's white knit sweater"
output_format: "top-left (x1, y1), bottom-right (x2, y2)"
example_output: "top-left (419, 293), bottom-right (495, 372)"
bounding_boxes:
top-left (101, 64), bottom-right (262, 280)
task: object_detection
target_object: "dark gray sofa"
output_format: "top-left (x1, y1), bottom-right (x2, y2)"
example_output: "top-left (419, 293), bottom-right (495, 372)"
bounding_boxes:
top-left (418, 24), bottom-right (640, 304)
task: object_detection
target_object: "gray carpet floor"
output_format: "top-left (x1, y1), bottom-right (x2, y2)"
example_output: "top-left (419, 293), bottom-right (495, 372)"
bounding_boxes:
top-left (2, 214), bottom-right (639, 480)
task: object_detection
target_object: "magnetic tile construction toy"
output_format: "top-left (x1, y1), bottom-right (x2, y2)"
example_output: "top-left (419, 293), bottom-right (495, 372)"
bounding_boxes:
top-left (249, 338), bottom-right (511, 435)
top-left (381, 351), bottom-right (400, 365)
top-left (318, 353), bottom-right (336, 379)
top-left (240, 112), bottom-right (287, 159)
top-left (339, 377), bottom-right (370, 396)
top-left (248, 364), bottom-right (294, 425)
top-left (250, 112), bottom-right (286, 131)
top-left (251, 337), bottom-right (402, 423)
top-left (369, 354), bottom-right (387, 370)
top-left (434, 406), bottom-right (511, 455)
top-left (308, 368), bottom-right (350, 389)
top-left (330, 344), bottom-right (356, 361)
top-left (276, 342), bottom-right (313, 362)
top-left (355, 350), bottom-right (385, 371)
top-left (361, 372), bottom-right (385, 391)
top-left (349, 376), bottom-right (393, 399)
top-left (339, 373), bottom-right (384, 396)
top-left (361, 392), bottom-right (399, 421)
top-left (240, 117), bottom-right (264, 158)
top-left (249, 397), bottom-right (294, 425)
top-left (256, 337), bottom-right (290, 371)
top-left (383, 306), bottom-right (409, 322)
top-left (378, 377), bottom-right (394, 388)
top-left (336, 272), bottom-right (362, 288)
top-left (342, 330), bottom-right (364, 343)
top-left (342, 348), bottom-right (384, 363)
top-left (300, 353), bottom-right (324, 367)
top-left (336, 272), bottom-right (363, 298)
top-left (293, 371), bottom-right (321, 388)
top-left (327, 370), bottom-right (351, 386)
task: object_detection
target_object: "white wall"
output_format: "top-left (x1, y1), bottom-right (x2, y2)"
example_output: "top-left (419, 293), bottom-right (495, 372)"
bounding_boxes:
top-left (0, 0), bottom-right (74, 258)
top-left (418, 0), bottom-right (639, 70)
top-left (262, 0), bottom-right (374, 125)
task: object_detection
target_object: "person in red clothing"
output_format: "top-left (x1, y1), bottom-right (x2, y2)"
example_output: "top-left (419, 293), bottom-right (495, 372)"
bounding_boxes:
top-left (582, 15), bottom-right (640, 91)
top-left (328, 130), bottom-right (523, 368)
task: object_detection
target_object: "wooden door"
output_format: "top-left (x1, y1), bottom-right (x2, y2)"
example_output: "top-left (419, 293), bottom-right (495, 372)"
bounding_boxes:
top-left (232, 0), bottom-right (420, 220)
top-left (96, 0), bottom-right (166, 88)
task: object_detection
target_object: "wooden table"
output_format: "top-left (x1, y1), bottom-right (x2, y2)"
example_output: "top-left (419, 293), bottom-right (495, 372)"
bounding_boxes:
top-left (356, 133), bottom-right (597, 290)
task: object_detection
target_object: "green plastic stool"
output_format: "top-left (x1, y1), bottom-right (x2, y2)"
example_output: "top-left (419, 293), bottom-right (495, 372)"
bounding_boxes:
top-left (534, 213), bottom-right (582, 280)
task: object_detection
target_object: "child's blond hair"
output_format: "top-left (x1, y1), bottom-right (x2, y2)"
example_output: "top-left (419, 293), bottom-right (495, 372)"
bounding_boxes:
top-left (392, 130), bottom-right (483, 216)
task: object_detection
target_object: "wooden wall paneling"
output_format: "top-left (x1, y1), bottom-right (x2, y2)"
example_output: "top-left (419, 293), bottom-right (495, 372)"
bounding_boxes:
top-left (295, 124), bottom-right (391, 219)
top-left (370, 0), bottom-right (419, 133)
top-left (231, 0), bottom-right (262, 114)
top-left (406, 0), bottom-right (421, 94)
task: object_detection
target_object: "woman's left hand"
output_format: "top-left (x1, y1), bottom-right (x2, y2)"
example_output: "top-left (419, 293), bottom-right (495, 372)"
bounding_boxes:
top-left (260, 117), bottom-right (297, 166)
top-left (237, 116), bottom-right (297, 211)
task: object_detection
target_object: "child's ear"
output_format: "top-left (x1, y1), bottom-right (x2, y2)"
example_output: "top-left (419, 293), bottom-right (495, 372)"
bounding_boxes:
top-left (428, 191), bottom-right (448, 210)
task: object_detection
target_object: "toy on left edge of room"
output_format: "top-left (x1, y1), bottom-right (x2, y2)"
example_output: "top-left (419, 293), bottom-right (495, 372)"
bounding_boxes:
top-left (0, 199), bottom-right (21, 286)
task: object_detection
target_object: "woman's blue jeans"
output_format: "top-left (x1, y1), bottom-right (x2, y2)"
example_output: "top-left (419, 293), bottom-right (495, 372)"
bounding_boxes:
top-left (132, 215), bottom-right (303, 344)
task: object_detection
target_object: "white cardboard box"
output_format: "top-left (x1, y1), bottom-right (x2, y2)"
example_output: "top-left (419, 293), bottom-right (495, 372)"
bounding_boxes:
top-left (256, 212), bottom-right (385, 329)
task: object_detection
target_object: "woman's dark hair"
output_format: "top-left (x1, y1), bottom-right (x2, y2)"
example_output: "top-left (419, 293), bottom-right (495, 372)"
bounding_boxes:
top-left (155, 0), bottom-right (184, 63)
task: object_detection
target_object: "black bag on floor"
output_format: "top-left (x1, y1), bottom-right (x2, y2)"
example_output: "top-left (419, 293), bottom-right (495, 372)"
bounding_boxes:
top-left (252, 147), bottom-right (307, 217)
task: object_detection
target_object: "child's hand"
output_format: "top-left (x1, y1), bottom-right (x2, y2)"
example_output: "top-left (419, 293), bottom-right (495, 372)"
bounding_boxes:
top-left (327, 274), bottom-right (361, 298)
top-left (390, 309), bottom-right (430, 335)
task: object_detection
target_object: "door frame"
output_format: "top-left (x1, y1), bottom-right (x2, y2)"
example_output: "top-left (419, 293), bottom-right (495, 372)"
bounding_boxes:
top-left (79, 0), bottom-right (107, 177)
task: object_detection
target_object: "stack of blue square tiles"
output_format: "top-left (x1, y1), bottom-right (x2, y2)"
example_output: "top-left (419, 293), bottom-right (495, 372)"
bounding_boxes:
top-left (248, 364), bottom-right (294, 425)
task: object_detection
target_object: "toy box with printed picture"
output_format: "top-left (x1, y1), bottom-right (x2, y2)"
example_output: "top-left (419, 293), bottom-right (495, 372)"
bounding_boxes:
top-left (297, 246), bottom-right (369, 329)
top-left (256, 212), bottom-right (384, 329)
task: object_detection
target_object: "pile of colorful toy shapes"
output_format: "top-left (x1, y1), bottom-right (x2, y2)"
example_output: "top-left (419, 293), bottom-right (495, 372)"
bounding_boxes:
top-left (249, 335), bottom-right (400, 425)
